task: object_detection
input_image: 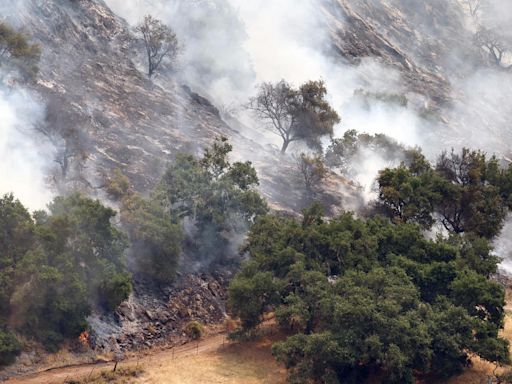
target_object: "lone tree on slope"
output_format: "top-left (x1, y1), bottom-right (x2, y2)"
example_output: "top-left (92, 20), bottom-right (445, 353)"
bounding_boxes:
top-left (135, 15), bottom-right (179, 77)
top-left (296, 152), bottom-right (327, 200)
top-left (248, 80), bottom-right (340, 154)
top-left (462, 0), bottom-right (481, 18)
top-left (474, 27), bottom-right (512, 70)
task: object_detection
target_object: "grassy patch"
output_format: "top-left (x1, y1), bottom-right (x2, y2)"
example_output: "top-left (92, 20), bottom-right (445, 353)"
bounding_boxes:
top-left (65, 366), bottom-right (144, 384)
top-left (143, 335), bottom-right (286, 384)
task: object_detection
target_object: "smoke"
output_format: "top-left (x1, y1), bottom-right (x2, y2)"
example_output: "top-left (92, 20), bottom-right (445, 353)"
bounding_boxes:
top-left (107, 1), bottom-right (424, 153)
top-left (0, 80), bottom-right (53, 210)
top-left (494, 215), bottom-right (512, 273)
top-left (103, 0), bottom-right (512, 267)
top-left (105, 0), bottom-right (255, 105)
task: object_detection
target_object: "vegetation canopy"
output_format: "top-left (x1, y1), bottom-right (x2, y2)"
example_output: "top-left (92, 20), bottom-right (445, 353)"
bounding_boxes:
top-left (0, 193), bottom-right (131, 355)
top-left (248, 80), bottom-right (340, 153)
top-left (120, 136), bottom-right (268, 282)
top-left (229, 199), bottom-right (509, 383)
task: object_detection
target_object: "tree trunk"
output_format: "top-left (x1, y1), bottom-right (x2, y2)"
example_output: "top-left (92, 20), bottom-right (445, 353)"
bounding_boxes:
top-left (281, 139), bottom-right (290, 154)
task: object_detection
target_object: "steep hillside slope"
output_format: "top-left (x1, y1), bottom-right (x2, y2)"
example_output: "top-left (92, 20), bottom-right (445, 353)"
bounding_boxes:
top-left (322, 0), bottom-right (512, 157)
top-left (3, 0), bottom-right (355, 213)
top-left (322, 0), bottom-right (476, 110)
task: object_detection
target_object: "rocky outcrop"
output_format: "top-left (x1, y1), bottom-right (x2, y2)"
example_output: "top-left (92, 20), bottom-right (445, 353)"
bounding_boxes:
top-left (322, 0), bottom-right (478, 110)
top-left (89, 272), bottom-right (231, 353)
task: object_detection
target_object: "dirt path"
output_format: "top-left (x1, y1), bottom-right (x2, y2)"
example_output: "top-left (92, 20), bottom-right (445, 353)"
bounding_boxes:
top-left (4, 333), bottom-right (230, 384)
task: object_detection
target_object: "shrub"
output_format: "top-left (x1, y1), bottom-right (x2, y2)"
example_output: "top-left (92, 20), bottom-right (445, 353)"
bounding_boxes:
top-left (99, 273), bottom-right (132, 311)
top-left (0, 329), bottom-right (21, 366)
top-left (105, 169), bottom-right (131, 200)
top-left (0, 22), bottom-right (41, 80)
top-left (185, 321), bottom-right (204, 340)
top-left (39, 330), bottom-right (64, 353)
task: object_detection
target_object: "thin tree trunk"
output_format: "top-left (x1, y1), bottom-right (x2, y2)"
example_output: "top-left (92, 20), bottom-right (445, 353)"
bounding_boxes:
top-left (281, 139), bottom-right (290, 154)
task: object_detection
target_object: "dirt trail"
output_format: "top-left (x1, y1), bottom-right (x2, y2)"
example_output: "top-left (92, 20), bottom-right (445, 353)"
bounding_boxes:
top-left (4, 333), bottom-right (230, 384)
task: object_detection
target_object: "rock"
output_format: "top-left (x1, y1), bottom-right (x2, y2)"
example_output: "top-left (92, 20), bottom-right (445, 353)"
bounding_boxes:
top-left (145, 310), bottom-right (154, 320)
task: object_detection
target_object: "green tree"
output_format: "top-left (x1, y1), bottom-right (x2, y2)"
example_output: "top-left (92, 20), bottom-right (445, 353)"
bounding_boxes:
top-left (377, 148), bottom-right (512, 239)
top-left (434, 148), bottom-right (507, 238)
top-left (229, 209), bottom-right (509, 383)
top-left (158, 136), bottom-right (268, 264)
top-left (248, 80), bottom-right (340, 153)
top-left (120, 137), bottom-right (267, 283)
top-left (135, 15), bottom-right (179, 77)
top-left (325, 130), bottom-right (420, 175)
top-left (0, 328), bottom-right (21, 366)
top-left (1, 194), bottom-right (131, 352)
top-left (296, 153), bottom-right (328, 201)
top-left (377, 163), bottom-right (439, 228)
top-left (0, 194), bottom-right (35, 322)
top-left (99, 272), bottom-right (133, 311)
top-left (228, 263), bottom-right (279, 329)
top-left (121, 193), bottom-right (182, 283)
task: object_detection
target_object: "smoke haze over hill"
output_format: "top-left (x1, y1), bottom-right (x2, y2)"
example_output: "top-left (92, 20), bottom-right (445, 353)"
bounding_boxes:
top-left (0, 81), bottom-right (53, 209)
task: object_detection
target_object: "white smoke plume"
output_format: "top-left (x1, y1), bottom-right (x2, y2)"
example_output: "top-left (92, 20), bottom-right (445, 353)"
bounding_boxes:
top-left (104, 0), bottom-right (425, 182)
top-left (0, 81), bottom-right (53, 210)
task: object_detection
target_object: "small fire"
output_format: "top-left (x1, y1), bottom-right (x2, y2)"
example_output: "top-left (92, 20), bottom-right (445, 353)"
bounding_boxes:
top-left (79, 331), bottom-right (89, 347)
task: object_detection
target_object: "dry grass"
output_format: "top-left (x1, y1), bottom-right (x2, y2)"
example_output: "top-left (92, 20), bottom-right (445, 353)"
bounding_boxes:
top-left (444, 311), bottom-right (512, 384)
top-left (64, 367), bottom-right (144, 384)
top-left (139, 335), bottom-right (286, 384)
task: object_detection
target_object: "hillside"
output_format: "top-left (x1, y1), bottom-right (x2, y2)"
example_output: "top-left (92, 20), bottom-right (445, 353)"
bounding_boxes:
top-left (2, 0), bottom-right (512, 383)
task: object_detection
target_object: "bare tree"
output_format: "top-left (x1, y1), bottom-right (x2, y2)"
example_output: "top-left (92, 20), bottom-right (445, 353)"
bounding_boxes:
top-left (248, 80), bottom-right (340, 154)
top-left (35, 96), bottom-right (92, 188)
top-left (296, 153), bottom-right (327, 199)
top-left (462, 0), bottom-right (481, 18)
top-left (135, 15), bottom-right (179, 77)
top-left (474, 27), bottom-right (512, 69)
top-left (248, 80), bottom-right (296, 153)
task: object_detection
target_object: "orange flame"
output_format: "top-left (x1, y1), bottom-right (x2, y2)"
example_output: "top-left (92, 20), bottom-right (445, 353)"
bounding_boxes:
top-left (79, 331), bottom-right (89, 347)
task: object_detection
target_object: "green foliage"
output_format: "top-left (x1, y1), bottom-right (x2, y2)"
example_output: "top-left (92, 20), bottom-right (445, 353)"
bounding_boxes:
top-left (135, 15), bottom-right (179, 77)
top-left (120, 136), bottom-right (266, 283)
top-left (228, 209), bottom-right (509, 383)
top-left (229, 264), bottom-right (279, 329)
top-left (0, 22), bottom-right (41, 80)
top-left (121, 193), bottom-right (182, 283)
top-left (377, 162), bottom-right (439, 228)
top-left (105, 168), bottom-right (131, 201)
top-left (0, 194), bottom-right (34, 319)
top-left (99, 272), bottom-right (132, 311)
top-left (0, 328), bottom-right (21, 366)
top-left (0, 193), bottom-right (131, 354)
top-left (158, 136), bottom-right (268, 263)
top-left (185, 321), bottom-right (204, 340)
top-left (325, 129), bottom-right (421, 174)
top-left (377, 147), bottom-right (512, 239)
top-left (293, 81), bottom-right (341, 152)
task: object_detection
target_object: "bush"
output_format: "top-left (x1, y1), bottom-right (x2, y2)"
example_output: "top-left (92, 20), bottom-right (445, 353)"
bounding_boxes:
top-left (0, 329), bottom-right (21, 366)
top-left (105, 169), bottom-right (131, 200)
top-left (185, 321), bottom-right (204, 340)
top-left (99, 273), bottom-right (132, 311)
top-left (0, 22), bottom-right (41, 80)
top-left (39, 330), bottom-right (64, 353)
